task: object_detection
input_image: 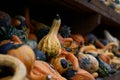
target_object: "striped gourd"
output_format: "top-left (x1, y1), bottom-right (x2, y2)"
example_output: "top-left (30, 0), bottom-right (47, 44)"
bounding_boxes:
top-left (37, 14), bottom-right (61, 59)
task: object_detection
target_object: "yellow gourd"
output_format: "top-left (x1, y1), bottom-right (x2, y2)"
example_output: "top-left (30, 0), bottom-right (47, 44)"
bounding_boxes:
top-left (37, 14), bottom-right (61, 59)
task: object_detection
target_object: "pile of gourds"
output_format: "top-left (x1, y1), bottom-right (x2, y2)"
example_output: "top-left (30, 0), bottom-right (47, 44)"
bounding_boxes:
top-left (0, 7), bottom-right (120, 80)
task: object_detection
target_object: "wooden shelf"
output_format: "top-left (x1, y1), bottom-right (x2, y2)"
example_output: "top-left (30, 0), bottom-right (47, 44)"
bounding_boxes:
top-left (52, 0), bottom-right (120, 27)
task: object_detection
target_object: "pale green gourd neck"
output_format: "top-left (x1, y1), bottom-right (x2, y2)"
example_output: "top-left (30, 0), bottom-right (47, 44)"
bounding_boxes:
top-left (48, 14), bottom-right (61, 36)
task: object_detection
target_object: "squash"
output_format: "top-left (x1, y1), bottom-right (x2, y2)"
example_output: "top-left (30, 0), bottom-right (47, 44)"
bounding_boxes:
top-left (0, 25), bottom-right (27, 42)
top-left (70, 69), bottom-right (95, 80)
top-left (50, 48), bottom-right (79, 74)
top-left (96, 55), bottom-right (116, 78)
top-left (0, 54), bottom-right (27, 80)
top-left (77, 52), bottom-right (99, 73)
top-left (99, 54), bottom-right (111, 65)
top-left (60, 49), bottom-right (95, 80)
top-left (6, 35), bottom-right (36, 74)
top-left (69, 41), bottom-right (79, 54)
top-left (7, 44), bottom-right (36, 74)
top-left (62, 68), bottom-right (95, 80)
top-left (50, 56), bottom-right (69, 74)
top-left (70, 34), bottom-right (84, 48)
top-left (84, 34), bottom-right (104, 48)
top-left (80, 44), bottom-right (97, 55)
top-left (37, 14), bottom-right (61, 59)
top-left (60, 48), bottom-right (79, 70)
top-left (28, 60), bottom-right (66, 80)
top-left (57, 34), bottom-right (73, 48)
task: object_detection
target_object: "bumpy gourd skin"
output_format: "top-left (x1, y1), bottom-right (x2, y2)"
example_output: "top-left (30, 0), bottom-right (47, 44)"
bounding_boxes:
top-left (37, 14), bottom-right (61, 59)
top-left (50, 56), bottom-right (69, 74)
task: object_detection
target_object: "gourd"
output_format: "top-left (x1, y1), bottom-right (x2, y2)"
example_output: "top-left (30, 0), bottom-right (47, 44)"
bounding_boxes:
top-left (80, 44), bottom-right (97, 56)
top-left (50, 48), bottom-right (78, 74)
top-left (77, 52), bottom-right (99, 73)
top-left (60, 49), bottom-right (95, 80)
top-left (7, 44), bottom-right (36, 74)
top-left (0, 54), bottom-right (27, 80)
top-left (28, 60), bottom-right (67, 80)
top-left (70, 34), bottom-right (84, 48)
top-left (99, 54), bottom-right (111, 65)
top-left (62, 68), bottom-right (95, 80)
top-left (6, 35), bottom-right (36, 74)
top-left (57, 34), bottom-right (73, 48)
top-left (70, 69), bottom-right (95, 80)
top-left (37, 14), bottom-right (61, 59)
top-left (0, 25), bottom-right (27, 42)
top-left (50, 56), bottom-right (69, 74)
top-left (96, 55), bottom-right (116, 78)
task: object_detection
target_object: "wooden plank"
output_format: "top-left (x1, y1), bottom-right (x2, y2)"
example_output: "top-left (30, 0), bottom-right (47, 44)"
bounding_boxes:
top-left (53, 0), bottom-right (120, 27)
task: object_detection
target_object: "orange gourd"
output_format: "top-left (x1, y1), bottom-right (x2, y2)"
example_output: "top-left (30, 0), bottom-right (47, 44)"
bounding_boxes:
top-left (57, 34), bottom-right (73, 47)
top-left (61, 49), bottom-right (95, 80)
top-left (70, 69), bottom-right (95, 80)
top-left (28, 60), bottom-right (66, 80)
top-left (99, 54), bottom-right (111, 65)
top-left (7, 35), bottom-right (36, 75)
top-left (70, 34), bottom-right (84, 48)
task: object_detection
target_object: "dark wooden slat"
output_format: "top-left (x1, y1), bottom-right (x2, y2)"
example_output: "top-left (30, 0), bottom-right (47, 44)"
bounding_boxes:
top-left (53, 0), bottom-right (120, 27)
